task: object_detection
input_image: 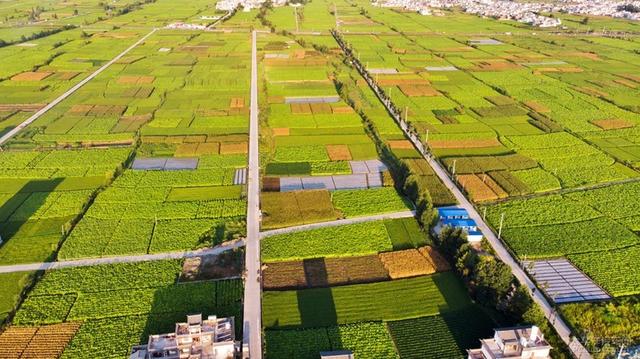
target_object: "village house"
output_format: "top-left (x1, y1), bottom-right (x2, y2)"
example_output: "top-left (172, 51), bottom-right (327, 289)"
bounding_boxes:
top-left (467, 325), bottom-right (552, 359)
top-left (129, 314), bottom-right (241, 359)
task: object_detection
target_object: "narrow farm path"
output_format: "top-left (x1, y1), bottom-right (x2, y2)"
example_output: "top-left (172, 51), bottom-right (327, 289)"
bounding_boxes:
top-left (259, 210), bottom-right (416, 238)
top-left (334, 32), bottom-right (594, 359)
top-left (242, 30), bottom-right (263, 359)
top-left (0, 240), bottom-right (244, 274)
top-left (0, 27), bottom-right (158, 146)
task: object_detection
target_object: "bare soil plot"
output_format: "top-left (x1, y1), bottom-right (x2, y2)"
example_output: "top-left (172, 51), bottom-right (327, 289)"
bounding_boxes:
top-left (122, 87), bottom-right (154, 98)
top-left (331, 105), bottom-right (355, 114)
top-left (398, 84), bottom-right (439, 97)
top-left (268, 96), bottom-right (285, 104)
top-left (116, 75), bottom-right (155, 85)
top-left (220, 142), bottom-right (248, 154)
top-left (230, 97), bottom-right (245, 109)
top-left (272, 128), bottom-right (290, 136)
top-left (53, 72), bottom-right (80, 81)
top-left (263, 260), bottom-right (308, 289)
top-left (473, 60), bottom-right (520, 71)
top-left (388, 140), bottom-right (414, 149)
top-left (577, 86), bottom-right (609, 98)
top-left (310, 103), bottom-right (332, 114)
top-left (457, 174), bottom-right (507, 202)
top-left (180, 252), bottom-right (243, 282)
top-left (379, 249), bottom-right (436, 279)
top-left (11, 71), bottom-right (53, 81)
top-left (326, 144), bottom-right (352, 160)
top-left (418, 246), bottom-right (451, 272)
top-left (290, 103), bottom-right (312, 114)
top-left (613, 79), bottom-right (637, 88)
top-left (591, 118), bottom-right (635, 130)
top-left (0, 322), bottom-right (81, 359)
top-left (523, 100), bottom-right (550, 113)
top-left (263, 177), bottom-right (281, 192)
top-left (0, 104), bottom-right (45, 111)
top-left (305, 255), bottom-right (389, 287)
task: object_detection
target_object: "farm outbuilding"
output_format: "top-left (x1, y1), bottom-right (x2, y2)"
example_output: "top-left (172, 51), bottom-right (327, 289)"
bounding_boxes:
top-left (433, 207), bottom-right (483, 242)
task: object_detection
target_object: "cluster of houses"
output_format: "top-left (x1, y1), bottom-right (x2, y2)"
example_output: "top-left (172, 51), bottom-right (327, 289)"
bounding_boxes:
top-left (216, 0), bottom-right (287, 11)
top-left (374, 0), bottom-right (640, 27)
top-left (433, 206), bottom-right (484, 242)
top-left (128, 313), bottom-right (551, 359)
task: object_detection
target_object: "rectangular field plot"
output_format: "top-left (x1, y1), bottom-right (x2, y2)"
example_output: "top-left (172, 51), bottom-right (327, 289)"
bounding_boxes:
top-left (262, 272), bottom-right (471, 328)
top-left (10, 260), bottom-right (243, 358)
top-left (525, 259), bottom-right (610, 304)
top-left (132, 157), bottom-right (199, 170)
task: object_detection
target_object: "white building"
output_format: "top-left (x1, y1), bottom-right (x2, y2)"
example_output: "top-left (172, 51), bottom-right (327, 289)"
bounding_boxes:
top-left (467, 325), bottom-right (552, 359)
top-left (129, 314), bottom-right (240, 359)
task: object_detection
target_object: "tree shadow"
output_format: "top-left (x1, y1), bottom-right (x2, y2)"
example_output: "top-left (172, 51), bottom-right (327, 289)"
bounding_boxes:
top-left (296, 258), bottom-right (338, 329)
top-left (0, 178), bottom-right (64, 262)
top-left (441, 305), bottom-right (495, 353)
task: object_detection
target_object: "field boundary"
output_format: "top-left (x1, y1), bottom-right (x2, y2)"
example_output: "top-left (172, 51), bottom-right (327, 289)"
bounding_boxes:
top-left (0, 240), bottom-right (244, 274)
top-left (260, 210), bottom-right (416, 238)
top-left (0, 28), bottom-right (158, 147)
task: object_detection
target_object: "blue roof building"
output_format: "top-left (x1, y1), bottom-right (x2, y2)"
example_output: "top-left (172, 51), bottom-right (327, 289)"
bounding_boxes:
top-left (434, 207), bottom-right (483, 242)
top-left (437, 206), bottom-right (470, 220)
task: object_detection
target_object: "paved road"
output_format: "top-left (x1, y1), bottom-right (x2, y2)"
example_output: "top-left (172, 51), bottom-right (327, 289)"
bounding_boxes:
top-left (0, 240), bottom-right (244, 274)
top-left (242, 30), bottom-right (262, 359)
top-left (0, 28), bottom-right (157, 146)
top-left (260, 210), bottom-right (416, 238)
top-left (334, 32), bottom-right (593, 359)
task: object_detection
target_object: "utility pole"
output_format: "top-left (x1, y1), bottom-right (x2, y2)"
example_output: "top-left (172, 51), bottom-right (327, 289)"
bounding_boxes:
top-left (483, 207), bottom-right (486, 220)
top-left (498, 213), bottom-right (505, 240)
top-left (294, 6), bottom-right (299, 33)
top-left (425, 129), bottom-right (429, 144)
top-left (452, 159), bottom-right (457, 177)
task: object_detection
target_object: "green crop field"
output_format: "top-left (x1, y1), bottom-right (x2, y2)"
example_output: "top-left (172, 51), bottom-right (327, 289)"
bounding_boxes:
top-left (265, 321), bottom-right (399, 359)
top-left (262, 272), bottom-right (470, 328)
top-left (2, 0), bottom-right (640, 357)
top-left (11, 260), bottom-right (243, 357)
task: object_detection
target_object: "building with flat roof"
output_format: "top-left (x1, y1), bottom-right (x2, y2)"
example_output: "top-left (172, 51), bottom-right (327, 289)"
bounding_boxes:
top-left (433, 206), bottom-right (483, 242)
top-left (129, 314), bottom-right (240, 359)
top-left (467, 325), bottom-right (552, 359)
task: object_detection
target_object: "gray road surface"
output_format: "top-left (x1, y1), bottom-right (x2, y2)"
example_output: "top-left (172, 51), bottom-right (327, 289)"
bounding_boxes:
top-left (242, 30), bottom-right (262, 359)
top-left (260, 210), bottom-right (416, 238)
top-left (0, 240), bottom-right (244, 274)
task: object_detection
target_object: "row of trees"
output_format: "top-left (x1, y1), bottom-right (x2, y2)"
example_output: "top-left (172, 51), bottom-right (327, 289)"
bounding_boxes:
top-left (436, 227), bottom-right (572, 358)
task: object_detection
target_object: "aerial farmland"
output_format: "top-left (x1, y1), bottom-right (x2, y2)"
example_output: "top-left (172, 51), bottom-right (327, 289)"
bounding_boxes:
top-left (0, 0), bottom-right (639, 358)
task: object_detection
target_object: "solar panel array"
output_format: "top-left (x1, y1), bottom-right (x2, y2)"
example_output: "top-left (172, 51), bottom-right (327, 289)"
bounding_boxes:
top-left (524, 259), bottom-right (611, 304)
